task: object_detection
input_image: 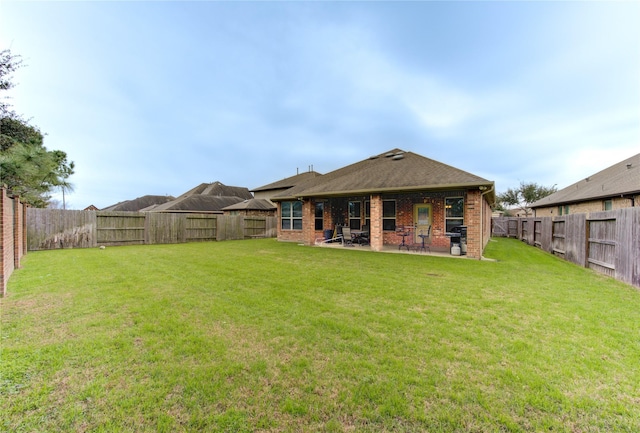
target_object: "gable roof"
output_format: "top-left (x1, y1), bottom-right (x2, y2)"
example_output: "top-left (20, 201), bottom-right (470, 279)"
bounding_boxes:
top-left (272, 149), bottom-right (493, 200)
top-left (102, 195), bottom-right (175, 212)
top-left (531, 153), bottom-right (640, 208)
top-left (178, 181), bottom-right (253, 200)
top-left (221, 198), bottom-right (277, 211)
top-left (148, 195), bottom-right (245, 212)
top-left (252, 171), bottom-right (321, 193)
top-left (144, 181), bottom-right (253, 212)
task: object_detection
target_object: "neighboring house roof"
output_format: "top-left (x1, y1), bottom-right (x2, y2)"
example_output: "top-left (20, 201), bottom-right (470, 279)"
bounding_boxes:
top-left (531, 153), bottom-right (640, 208)
top-left (145, 181), bottom-right (253, 213)
top-left (102, 195), bottom-right (175, 212)
top-left (221, 198), bottom-right (277, 211)
top-left (149, 195), bottom-right (245, 212)
top-left (271, 149), bottom-right (494, 200)
top-left (252, 171), bottom-right (322, 193)
top-left (178, 181), bottom-right (253, 200)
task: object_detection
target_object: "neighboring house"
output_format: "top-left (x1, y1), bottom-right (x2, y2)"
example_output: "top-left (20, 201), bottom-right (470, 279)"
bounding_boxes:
top-left (221, 198), bottom-right (277, 216)
top-left (144, 181), bottom-right (253, 213)
top-left (264, 149), bottom-right (495, 259)
top-left (83, 205), bottom-right (99, 211)
top-left (252, 170), bottom-right (322, 201)
top-left (531, 153), bottom-right (640, 217)
top-left (102, 195), bottom-right (175, 212)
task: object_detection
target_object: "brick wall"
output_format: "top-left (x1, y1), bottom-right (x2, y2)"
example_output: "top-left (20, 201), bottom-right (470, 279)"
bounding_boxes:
top-left (1, 188), bottom-right (27, 296)
top-left (535, 195), bottom-right (639, 217)
top-left (275, 190), bottom-right (491, 258)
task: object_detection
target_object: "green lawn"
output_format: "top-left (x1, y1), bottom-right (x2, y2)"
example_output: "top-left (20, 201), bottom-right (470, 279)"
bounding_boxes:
top-left (2, 238), bottom-right (639, 432)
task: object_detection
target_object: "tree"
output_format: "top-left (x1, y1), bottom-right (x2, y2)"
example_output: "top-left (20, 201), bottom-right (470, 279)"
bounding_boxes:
top-left (0, 49), bottom-right (75, 207)
top-left (496, 181), bottom-right (557, 217)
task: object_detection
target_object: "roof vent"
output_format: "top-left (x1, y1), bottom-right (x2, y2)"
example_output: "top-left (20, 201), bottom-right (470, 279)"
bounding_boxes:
top-left (369, 155), bottom-right (379, 160)
top-left (392, 154), bottom-right (405, 161)
top-left (385, 152), bottom-right (395, 158)
top-left (627, 163), bottom-right (633, 169)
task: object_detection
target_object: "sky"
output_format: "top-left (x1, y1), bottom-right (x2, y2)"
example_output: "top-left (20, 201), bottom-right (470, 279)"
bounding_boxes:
top-left (1, 1), bottom-right (639, 210)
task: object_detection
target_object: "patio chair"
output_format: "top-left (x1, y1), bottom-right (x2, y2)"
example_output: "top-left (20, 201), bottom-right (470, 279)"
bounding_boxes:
top-left (413, 225), bottom-right (431, 253)
top-left (342, 226), bottom-right (354, 247)
top-left (355, 224), bottom-right (370, 245)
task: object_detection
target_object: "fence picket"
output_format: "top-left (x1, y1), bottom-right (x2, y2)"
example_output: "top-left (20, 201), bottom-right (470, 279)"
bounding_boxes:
top-left (27, 209), bottom-right (276, 251)
top-left (493, 209), bottom-right (639, 289)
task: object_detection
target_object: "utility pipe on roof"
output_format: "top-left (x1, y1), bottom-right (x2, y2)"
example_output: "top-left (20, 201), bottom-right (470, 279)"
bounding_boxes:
top-left (479, 185), bottom-right (495, 259)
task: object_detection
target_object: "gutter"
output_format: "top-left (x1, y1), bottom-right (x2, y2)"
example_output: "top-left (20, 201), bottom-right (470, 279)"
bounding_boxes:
top-left (272, 182), bottom-right (494, 201)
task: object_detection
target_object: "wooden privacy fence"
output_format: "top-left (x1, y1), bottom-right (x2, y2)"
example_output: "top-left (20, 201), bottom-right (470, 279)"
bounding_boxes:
top-left (27, 209), bottom-right (278, 251)
top-left (493, 208), bottom-right (640, 289)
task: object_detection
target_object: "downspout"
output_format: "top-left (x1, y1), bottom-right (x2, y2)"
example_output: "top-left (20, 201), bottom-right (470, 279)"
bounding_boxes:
top-left (479, 185), bottom-right (495, 260)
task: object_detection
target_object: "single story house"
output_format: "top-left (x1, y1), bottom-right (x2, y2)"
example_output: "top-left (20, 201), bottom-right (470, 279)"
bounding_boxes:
top-left (265, 149), bottom-right (495, 259)
top-left (531, 153), bottom-right (640, 216)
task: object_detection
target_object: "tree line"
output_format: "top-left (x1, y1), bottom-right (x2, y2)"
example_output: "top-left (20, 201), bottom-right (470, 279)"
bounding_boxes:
top-left (1, 49), bottom-right (74, 208)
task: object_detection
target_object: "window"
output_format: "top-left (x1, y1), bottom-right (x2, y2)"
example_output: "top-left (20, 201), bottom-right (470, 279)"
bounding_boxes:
top-left (349, 201), bottom-right (361, 229)
top-left (603, 200), bottom-right (612, 211)
top-left (314, 202), bottom-right (324, 230)
top-left (445, 197), bottom-right (464, 232)
top-left (564, 205), bottom-right (569, 215)
top-left (281, 201), bottom-right (302, 230)
top-left (382, 200), bottom-right (396, 231)
top-left (558, 205), bottom-right (563, 216)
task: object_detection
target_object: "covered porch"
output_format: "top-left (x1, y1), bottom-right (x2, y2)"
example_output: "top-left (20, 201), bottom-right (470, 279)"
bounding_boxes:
top-left (293, 189), bottom-right (490, 259)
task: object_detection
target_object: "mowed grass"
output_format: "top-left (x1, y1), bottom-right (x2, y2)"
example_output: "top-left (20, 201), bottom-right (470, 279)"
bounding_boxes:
top-left (1, 238), bottom-right (640, 432)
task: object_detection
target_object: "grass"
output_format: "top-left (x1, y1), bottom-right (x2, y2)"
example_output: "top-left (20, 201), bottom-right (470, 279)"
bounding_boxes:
top-left (1, 238), bottom-right (640, 432)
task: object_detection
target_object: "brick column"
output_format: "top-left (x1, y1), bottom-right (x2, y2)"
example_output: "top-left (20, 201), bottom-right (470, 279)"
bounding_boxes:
top-left (370, 194), bottom-right (383, 252)
top-left (0, 188), bottom-right (13, 297)
top-left (465, 189), bottom-right (481, 259)
top-left (302, 199), bottom-right (315, 246)
top-left (13, 195), bottom-right (22, 268)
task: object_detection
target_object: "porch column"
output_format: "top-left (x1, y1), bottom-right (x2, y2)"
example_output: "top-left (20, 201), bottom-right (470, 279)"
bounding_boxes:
top-left (370, 194), bottom-right (383, 252)
top-left (465, 189), bottom-right (481, 259)
top-left (302, 199), bottom-right (315, 246)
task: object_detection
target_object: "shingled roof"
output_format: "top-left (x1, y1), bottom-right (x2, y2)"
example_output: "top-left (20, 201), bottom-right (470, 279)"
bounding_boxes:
top-left (178, 181), bottom-right (253, 200)
top-left (252, 171), bottom-right (321, 193)
top-left (272, 149), bottom-right (493, 200)
top-left (149, 195), bottom-right (245, 212)
top-left (531, 153), bottom-right (640, 208)
top-left (221, 198), bottom-right (277, 211)
top-left (102, 195), bottom-right (175, 212)
top-left (145, 181), bottom-right (254, 212)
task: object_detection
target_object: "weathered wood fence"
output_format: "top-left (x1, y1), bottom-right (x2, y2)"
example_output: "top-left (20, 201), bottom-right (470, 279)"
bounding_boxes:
top-left (492, 208), bottom-right (640, 289)
top-left (27, 209), bottom-right (278, 251)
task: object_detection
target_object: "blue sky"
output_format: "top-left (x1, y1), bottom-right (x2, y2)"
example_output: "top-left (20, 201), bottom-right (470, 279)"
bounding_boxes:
top-left (1, 1), bottom-right (638, 209)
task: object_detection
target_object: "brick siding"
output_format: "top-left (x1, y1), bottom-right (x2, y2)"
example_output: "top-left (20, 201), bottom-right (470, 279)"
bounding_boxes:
top-left (1, 188), bottom-right (27, 296)
top-left (535, 195), bottom-right (639, 217)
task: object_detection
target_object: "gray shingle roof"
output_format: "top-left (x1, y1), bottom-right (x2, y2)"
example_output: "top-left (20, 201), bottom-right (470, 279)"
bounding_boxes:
top-left (531, 153), bottom-right (640, 208)
top-left (178, 181), bottom-right (253, 200)
top-left (149, 195), bottom-right (245, 212)
top-left (102, 195), bottom-right (175, 212)
top-left (221, 198), bottom-right (277, 211)
top-left (272, 149), bottom-right (493, 199)
top-left (252, 171), bottom-right (321, 192)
